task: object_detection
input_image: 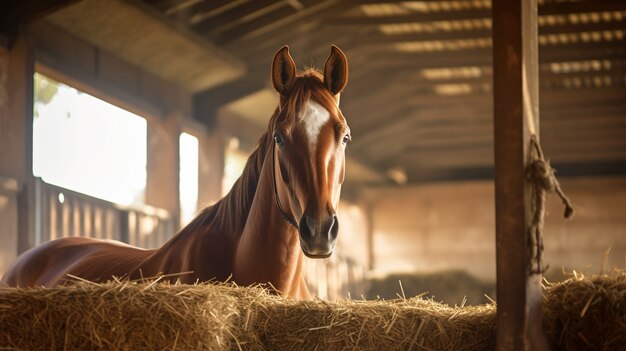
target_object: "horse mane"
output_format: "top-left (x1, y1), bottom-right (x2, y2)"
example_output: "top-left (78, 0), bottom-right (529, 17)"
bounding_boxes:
top-left (171, 69), bottom-right (338, 240)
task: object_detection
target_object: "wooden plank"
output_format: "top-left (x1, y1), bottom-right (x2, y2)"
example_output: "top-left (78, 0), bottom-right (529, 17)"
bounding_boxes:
top-left (194, 1), bottom-right (283, 35)
top-left (352, 62), bottom-right (625, 95)
top-left (368, 39), bottom-right (625, 69)
top-left (325, 8), bottom-right (491, 25)
top-left (399, 158), bottom-right (626, 182)
top-left (492, 0), bottom-right (550, 349)
top-left (539, 0), bottom-right (626, 16)
top-left (348, 91), bottom-right (625, 149)
top-left (325, 0), bottom-right (625, 26)
top-left (180, 0), bottom-right (239, 19)
top-left (151, 0), bottom-right (202, 13)
top-left (348, 36), bottom-right (625, 79)
top-left (349, 58), bottom-right (624, 105)
top-left (225, 0), bottom-right (345, 45)
top-left (213, 4), bottom-right (297, 44)
top-left (360, 20), bottom-right (626, 44)
top-left (351, 114), bottom-right (626, 164)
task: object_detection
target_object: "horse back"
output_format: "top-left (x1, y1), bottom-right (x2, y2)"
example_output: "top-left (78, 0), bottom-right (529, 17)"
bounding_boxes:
top-left (1, 237), bottom-right (152, 287)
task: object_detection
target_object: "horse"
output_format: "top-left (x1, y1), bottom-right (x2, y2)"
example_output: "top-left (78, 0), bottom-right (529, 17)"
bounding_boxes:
top-left (0, 45), bottom-right (350, 299)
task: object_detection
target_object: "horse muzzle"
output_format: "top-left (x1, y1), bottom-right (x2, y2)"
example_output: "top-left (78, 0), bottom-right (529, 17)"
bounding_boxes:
top-left (298, 214), bottom-right (338, 259)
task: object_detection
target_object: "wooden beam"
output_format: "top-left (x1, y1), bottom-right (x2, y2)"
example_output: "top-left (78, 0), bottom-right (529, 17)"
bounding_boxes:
top-left (368, 39), bottom-right (625, 70)
top-left (350, 110), bottom-right (492, 153)
top-left (354, 82), bottom-right (624, 115)
top-left (492, 0), bottom-right (550, 349)
top-left (0, 35), bottom-right (39, 253)
top-left (539, 20), bottom-right (626, 35)
top-left (539, 0), bottom-right (626, 16)
top-left (226, 0), bottom-right (349, 45)
top-left (178, 0), bottom-right (236, 19)
top-left (352, 112), bottom-right (626, 159)
top-left (226, 15), bottom-right (361, 62)
top-left (0, 0), bottom-right (77, 48)
top-left (151, 0), bottom-right (204, 14)
top-left (349, 58), bottom-right (624, 97)
top-left (388, 147), bottom-right (495, 170)
top-left (325, 0), bottom-right (625, 26)
top-left (372, 38), bottom-right (626, 61)
top-left (193, 1), bottom-right (280, 35)
top-left (360, 20), bottom-right (626, 45)
top-left (348, 90), bottom-right (625, 155)
top-left (214, 0), bottom-right (331, 44)
top-left (401, 158), bottom-right (626, 183)
top-left (325, 8), bottom-right (491, 25)
top-left (377, 118), bottom-right (626, 157)
top-left (346, 60), bottom-right (624, 109)
top-left (213, 4), bottom-right (297, 44)
top-left (398, 159), bottom-right (626, 184)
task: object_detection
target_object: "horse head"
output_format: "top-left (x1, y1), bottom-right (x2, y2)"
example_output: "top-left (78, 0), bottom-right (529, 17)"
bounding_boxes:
top-left (270, 45), bottom-right (350, 259)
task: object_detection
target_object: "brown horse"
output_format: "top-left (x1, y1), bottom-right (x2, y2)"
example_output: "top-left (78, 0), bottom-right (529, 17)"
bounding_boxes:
top-left (1, 45), bottom-right (351, 299)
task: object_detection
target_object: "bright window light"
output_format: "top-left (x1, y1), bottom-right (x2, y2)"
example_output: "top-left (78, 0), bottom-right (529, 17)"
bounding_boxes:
top-left (33, 73), bottom-right (147, 206)
top-left (179, 132), bottom-right (199, 226)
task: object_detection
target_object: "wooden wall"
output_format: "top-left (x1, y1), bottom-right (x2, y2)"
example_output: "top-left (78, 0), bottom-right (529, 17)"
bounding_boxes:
top-left (361, 176), bottom-right (626, 282)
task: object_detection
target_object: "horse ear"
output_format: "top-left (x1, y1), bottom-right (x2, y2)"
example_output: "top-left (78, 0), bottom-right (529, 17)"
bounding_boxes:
top-left (323, 45), bottom-right (349, 96)
top-left (272, 46), bottom-right (296, 95)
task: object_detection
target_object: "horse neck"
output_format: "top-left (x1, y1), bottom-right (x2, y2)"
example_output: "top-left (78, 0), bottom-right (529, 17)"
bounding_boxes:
top-left (234, 145), bottom-right (309, 297)
top-left (138, 132), bottom-right (272, 280)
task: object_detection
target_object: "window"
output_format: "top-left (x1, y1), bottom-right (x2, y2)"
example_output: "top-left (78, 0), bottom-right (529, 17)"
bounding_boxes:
top-left (179, 132), bottom-right (199, 225)
top-left (33, 73), bottom-right (147, 206)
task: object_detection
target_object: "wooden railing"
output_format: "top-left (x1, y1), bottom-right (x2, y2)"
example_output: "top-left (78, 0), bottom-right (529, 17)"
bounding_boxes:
top-left (34, 178), bottom-right (176, 249)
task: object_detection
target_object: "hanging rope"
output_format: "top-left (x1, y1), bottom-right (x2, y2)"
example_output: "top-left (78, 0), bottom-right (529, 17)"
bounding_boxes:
top-left (527, 135), bottom-right (575, 274)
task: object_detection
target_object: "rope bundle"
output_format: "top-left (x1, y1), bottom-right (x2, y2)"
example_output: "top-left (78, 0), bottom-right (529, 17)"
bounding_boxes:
top-left (527, 135), bottom-right (575, 273)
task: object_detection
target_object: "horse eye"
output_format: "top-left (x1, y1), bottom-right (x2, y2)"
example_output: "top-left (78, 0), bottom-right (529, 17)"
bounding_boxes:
top-left (342, 134), bottom-right (351, 145)
top-left (274, 133), bottom-right (285, 146)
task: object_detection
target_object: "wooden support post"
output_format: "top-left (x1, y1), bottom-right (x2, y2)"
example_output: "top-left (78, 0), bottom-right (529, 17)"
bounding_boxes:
top-left (197, 127), bottom-right (225, 209)
top-left (145, 112), bottom-right (181, 227)
top-left (492, 1), bottom-right (550, 350)
top-left (0, 36), bottom-right (38, 258)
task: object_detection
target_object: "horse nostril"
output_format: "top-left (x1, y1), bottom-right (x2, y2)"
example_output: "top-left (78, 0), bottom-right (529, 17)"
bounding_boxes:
top-left (328, 215), bottom-right (339, 240)
top-left (299, 216), bottom-right (317, 238)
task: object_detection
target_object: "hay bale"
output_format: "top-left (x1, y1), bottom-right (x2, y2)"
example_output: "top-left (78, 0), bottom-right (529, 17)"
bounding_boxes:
top-left (238, 295), bottom-right (495, 350)
top-left (0, 280), bottom-right (242, 350)
top-left (1, 271), bottom-right (624, 351)
top-left (543, 271), bottom-right (626, 350)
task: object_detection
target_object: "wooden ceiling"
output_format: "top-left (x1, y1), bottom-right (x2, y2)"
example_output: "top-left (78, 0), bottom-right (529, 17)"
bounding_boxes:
top-left (140, 0), bottom-right (626, 185)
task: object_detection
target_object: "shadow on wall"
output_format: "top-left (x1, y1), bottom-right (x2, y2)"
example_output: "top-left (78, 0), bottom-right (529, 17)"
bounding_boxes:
top-left (367, 270), bottom-right (496, 306)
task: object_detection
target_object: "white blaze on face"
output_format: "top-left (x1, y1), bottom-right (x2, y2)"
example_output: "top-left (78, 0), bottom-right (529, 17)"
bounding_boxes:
top-left (301, 100), bottom-right (331, 150)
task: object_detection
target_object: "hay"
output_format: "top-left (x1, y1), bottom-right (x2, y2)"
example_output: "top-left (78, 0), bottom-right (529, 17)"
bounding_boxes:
top-left (227, 288), bottom-right (496, 351)
top-left (0, 279), bottom-right (242, 350)
top-left (543, 271), bottom-right (626, 351)
top-left (1, 272), bottom-right (624, 351)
